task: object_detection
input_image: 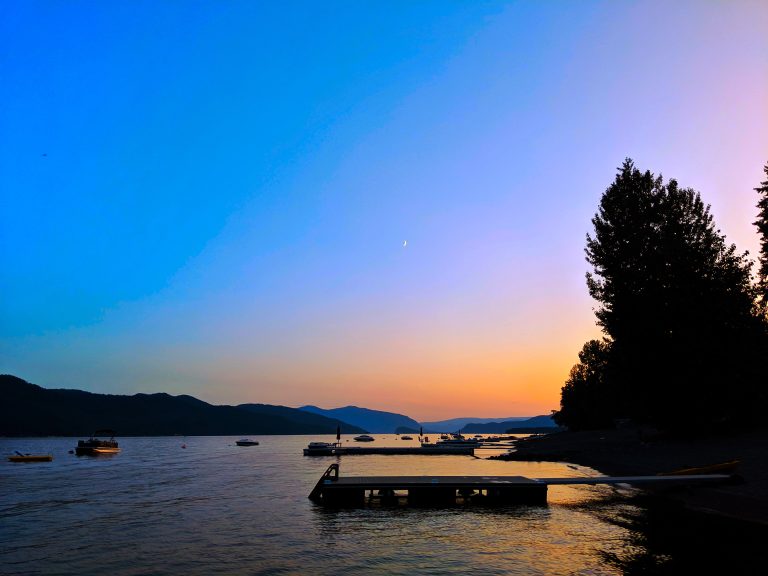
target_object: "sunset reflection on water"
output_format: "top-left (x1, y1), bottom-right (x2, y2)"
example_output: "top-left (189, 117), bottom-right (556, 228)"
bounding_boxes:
top-left (2, 435), bottom-right (640, 575)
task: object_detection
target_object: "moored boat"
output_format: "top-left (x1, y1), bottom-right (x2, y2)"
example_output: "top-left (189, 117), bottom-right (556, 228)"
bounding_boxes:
top-left (75, 430), bottom-right (120, 456)
top-left (420, 442), bottom-right (476, 450)
top-left (353, 434), bottom-right (375, 442)
top-left (401, 435), bottom-right (413, 440)
top-left (480, 435), bottom-right (517, 442)
top-left (8, 451), bottom-right (53, 463)
top-left (435, 437), bottom-right (480, 446)
top-left (235, 439), bottom-right (259, 446)
top-left (308, 441), bottom-right (335, 449)
top-left (303, 441), bottom-right (341, 455)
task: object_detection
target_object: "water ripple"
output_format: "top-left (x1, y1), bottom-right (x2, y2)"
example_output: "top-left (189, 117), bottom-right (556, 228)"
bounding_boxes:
top-left (2, 435), bottom-right (635, 575)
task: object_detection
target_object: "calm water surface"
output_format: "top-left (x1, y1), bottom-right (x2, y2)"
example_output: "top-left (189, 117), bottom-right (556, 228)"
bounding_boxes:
top-left (2, 435), bottom-right (641, 575)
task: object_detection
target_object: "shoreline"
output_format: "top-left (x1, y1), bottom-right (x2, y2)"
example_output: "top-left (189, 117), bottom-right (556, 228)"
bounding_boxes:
top-left (495, 427), bottom-right (768, 527)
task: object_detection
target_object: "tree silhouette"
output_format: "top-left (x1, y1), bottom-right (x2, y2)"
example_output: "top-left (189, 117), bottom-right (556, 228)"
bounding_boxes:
top-left (755, 162), bottom-right (768, 307)
top-left (554, 339), bottom-right (613, 430)
top-left (559, 159), bottom-right (765, 429)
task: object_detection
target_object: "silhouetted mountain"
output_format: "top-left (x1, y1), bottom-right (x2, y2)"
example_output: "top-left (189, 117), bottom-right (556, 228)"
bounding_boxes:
top-left (237, 403), bottom-right (365, 434)
top-left (299, 405), bottom-right (421, 433)
top-left (461, 415), bottom-right (560, 433)
top-left (0, 375), bottom-right (365, 436)
top-left (421, 416), bottom-right (527, 432)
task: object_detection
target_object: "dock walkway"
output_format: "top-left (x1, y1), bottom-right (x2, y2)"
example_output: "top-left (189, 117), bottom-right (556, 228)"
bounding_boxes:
top-left (308, 464), bottom-right (735, 506)
top-left (303, 445), bottom-right (475, 456)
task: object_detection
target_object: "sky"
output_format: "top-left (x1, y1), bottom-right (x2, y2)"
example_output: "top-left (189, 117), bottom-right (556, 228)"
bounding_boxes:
top-left (2, 1), bottom-right (767, 420)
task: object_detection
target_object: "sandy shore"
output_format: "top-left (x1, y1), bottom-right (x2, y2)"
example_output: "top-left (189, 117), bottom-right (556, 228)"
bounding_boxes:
top-left (494, 427), bottom-right (768, 527)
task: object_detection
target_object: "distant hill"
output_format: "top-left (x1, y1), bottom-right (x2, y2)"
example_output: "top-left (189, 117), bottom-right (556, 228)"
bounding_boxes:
top-left (421, 416), bottom-right (528, 432)
top-left (299, 405), bottom-right (421, 433)
top-left (0, 375), bottom-right (365, 436)
top-left (237, 403), bottom-right (365, 434)
top-left (461, 415), bottom-right (561, 433)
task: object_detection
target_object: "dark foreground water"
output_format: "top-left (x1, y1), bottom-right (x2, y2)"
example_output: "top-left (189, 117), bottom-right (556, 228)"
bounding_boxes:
top-left (0, 435), bottom-right (671, 575)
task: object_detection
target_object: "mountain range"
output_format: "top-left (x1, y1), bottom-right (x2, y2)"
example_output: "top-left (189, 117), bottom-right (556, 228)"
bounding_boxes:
top-left (299, 405), bottom-right (421, 434)
top-left (421, 416), bottom-right (528, 432)
top-left (460, 415), bottom-right (560, 433)
top-left (1, 374), bottom-right (557, 437)
top-left (0, 375), bottom-right (365, 436)
top-left (298, 407), bottom-right (560, 434)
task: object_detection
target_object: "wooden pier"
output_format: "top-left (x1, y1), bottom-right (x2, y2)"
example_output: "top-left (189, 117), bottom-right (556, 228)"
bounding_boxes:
top-left (302, 445), bottom-right (475, 456)
top-left (308, 464), bottom-right (735, 507)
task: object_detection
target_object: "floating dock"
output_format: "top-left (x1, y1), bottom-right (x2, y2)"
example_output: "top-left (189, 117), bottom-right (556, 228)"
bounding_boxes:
top-left (303, 445), bottom-right (475, 456)
top-left (308, 464), bottom-right (735, 506)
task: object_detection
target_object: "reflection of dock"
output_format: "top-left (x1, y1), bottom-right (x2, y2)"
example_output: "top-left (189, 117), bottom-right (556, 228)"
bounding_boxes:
top-left (308, 464), bottom-right (735, 506)
top-left (303, 445), bottom-right (475, 456)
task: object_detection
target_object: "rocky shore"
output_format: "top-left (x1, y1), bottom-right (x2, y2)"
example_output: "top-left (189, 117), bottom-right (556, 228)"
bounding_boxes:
top-left (494, 427), bottom-right (768, 527)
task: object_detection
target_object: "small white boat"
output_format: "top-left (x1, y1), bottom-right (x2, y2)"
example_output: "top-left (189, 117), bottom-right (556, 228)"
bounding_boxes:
top-left (353, 434), bottom-right (375, 442)
top-left (303, 441), bottom-right (342, 455)
top-left (436, 438), bottom-right (480, 446)
top-left (307, 441), bottom-right (333, 448)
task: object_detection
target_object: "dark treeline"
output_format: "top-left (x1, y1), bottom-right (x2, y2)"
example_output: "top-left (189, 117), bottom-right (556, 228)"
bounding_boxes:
top-left (554, 160), bottom-right (768, 431)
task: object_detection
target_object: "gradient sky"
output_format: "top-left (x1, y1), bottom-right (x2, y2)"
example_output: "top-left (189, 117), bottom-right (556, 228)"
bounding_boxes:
top-left (2, 1), bottom-right (767, 420)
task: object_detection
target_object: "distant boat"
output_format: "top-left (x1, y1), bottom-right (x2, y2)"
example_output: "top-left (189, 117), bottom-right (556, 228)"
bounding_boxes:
top-left (435, 437), bottom-right (480, 446)
top-left (420, 442), bottom-right (475, 450)
top-left (482, 435), bottom-right (517, 442)
top-left (235, 439), bottom-right (259, 446)
top-left (303, 441), bottom-right (341, 455)
top-left (307, 441), bottom-right (335, 449)
top-left (75, 430), bottom-right (120, 456)
top-left (353, 435), bottom-right (375, 442)
top-left (8, 451), bottom-right (53, 463)
top-left (306, 441), bottom-right (339, 451)
top-left (401, 435), bottom-right (413, 440)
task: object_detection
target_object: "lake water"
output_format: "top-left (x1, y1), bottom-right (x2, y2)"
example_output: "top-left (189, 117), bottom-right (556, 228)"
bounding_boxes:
top-left (2, 435), bottom-right (644, 575)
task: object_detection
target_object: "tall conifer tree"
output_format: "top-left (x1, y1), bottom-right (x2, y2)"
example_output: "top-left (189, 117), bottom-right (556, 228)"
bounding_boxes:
top-left (755, 163), bottom-right (768, 306)
top-left (577, 159), bottom-right (759, 427)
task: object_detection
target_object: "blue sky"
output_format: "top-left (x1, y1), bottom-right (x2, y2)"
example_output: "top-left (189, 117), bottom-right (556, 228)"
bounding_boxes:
top-left (2, 1), bottom-right (767, 418)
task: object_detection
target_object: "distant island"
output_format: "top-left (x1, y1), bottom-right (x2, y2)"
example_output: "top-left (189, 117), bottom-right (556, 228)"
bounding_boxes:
top-left (0, 375), bottom-right (366, 437)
